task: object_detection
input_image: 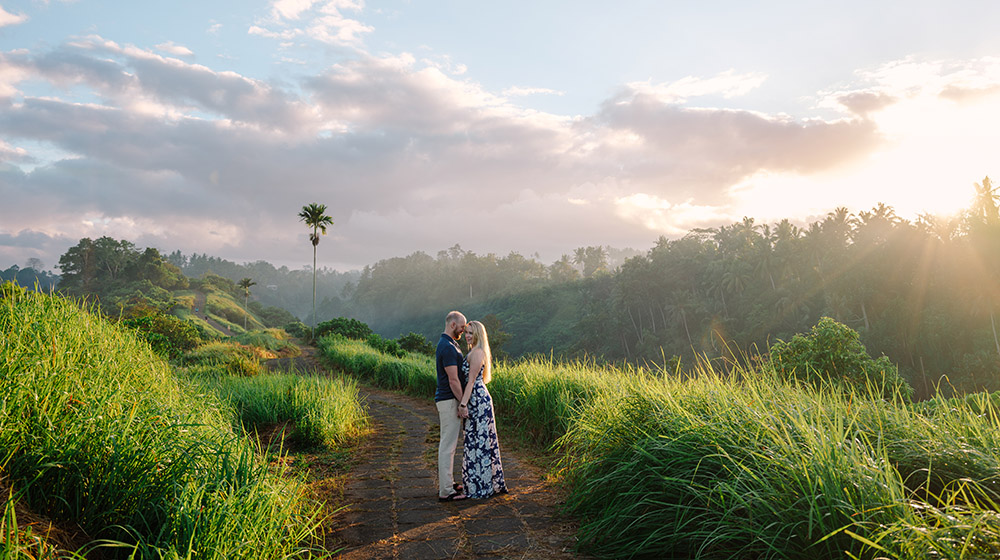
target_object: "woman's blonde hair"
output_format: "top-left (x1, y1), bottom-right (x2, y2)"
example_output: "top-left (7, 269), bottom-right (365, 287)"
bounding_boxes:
top-left (466, 320), bottom-right (492, 383)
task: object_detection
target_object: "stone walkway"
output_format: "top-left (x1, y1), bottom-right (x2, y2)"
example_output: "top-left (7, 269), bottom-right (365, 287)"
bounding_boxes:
top-left (328, 387), bottom-right (585, 560)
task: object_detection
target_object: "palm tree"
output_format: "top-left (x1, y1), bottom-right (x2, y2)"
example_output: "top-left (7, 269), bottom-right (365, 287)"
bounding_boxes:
top-left (972, 176), bottom-right (999, 225)
top-left (298, 203), bottom-right (334, 331)
top-left (238, 277), bottom-right (256, 330)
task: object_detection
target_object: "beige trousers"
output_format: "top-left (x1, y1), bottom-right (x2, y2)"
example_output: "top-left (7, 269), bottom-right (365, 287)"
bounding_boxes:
top-left (436, 399), bottom-right (464, 497)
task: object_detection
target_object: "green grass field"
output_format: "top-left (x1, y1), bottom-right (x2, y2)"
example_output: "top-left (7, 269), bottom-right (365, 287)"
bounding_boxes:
top-left (318, 334), bottom-right (1000, 559)
top-left (0, 285), bottom-right (366, 558)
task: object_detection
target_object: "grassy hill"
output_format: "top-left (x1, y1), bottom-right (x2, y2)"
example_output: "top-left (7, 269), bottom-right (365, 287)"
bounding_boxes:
top-left (0, 283), bottom-right (366, 558)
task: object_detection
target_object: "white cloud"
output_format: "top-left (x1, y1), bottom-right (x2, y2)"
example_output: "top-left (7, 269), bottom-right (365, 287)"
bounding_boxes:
top-left (624, 69), bottom-right (768, 104)
top-left (503, 86), bottom-right (564, 97)
top-left (0, 140), bottom-right (31, 163)
top-left (2, 37), bottom-right (999, 271)
top-left (155, 41), bottom-right (194, 58)
top-left (271, 0), bottom-right (320, 20)
top-left (0, 6), bottom-right (28, 28)
top-left (735, 57), bottom-right (1000, 221)
top-left (255, 0), bottom-right (371, 47)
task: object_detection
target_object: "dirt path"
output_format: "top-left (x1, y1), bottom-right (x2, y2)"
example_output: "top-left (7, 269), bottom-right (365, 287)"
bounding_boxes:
top-left (268, 347), bottom-right (587, 560)
top-left (191, 291), bottom-right (234, 337)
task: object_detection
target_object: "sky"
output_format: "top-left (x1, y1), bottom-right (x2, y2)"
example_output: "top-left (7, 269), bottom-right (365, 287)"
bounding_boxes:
top-left (2, 0), bottom-right (1000, 273)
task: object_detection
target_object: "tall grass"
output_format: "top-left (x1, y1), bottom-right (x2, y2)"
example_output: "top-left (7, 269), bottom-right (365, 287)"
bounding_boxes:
top-left (0, 285), bottom-right (325, 558)
top-left (320, 334), bottom-right (1000, 559)
top-left (185, 367), bottom-right (369, 449)
top-left (317, 334), bottom-right (437, 396)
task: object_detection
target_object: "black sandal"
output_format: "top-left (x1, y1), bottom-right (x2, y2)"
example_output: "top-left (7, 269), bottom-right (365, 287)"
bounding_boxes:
top-left (438, 491), bottom-right (468, 502)
top-left (453, 483), bottom-right (464, 493)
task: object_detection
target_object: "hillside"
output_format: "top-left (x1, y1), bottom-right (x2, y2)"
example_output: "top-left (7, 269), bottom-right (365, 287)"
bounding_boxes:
top-left (0, 284), bottom-right (365, 557)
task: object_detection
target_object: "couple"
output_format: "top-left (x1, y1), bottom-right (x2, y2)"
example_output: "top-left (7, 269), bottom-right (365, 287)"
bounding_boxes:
top-left (435, 310), bottom-right (508, 502)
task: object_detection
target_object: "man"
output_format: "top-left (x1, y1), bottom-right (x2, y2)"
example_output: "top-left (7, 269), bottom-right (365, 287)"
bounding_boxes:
top-left (435, 310), bottom-right (469, 501)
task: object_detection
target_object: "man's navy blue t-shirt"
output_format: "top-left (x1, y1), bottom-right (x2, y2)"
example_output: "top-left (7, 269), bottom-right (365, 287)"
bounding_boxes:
top-left (435, 333), bottom-right (466, 402)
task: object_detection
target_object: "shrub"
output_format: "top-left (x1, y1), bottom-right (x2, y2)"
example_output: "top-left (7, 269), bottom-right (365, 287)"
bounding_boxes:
top-left (248, 301), bottom-right (298, 328)
top-left (314, 317), bottom-right (373, 340)
top-left (366, 333), bottom-right (405, 358)
top-left (119, 305), bottom-right (201, 358)
top-left (769, 317), bottom-right (913, 400)
top-left (284, 321), bottom-right (310, 339)
top-left (397, 332), bottom-right (434, 355)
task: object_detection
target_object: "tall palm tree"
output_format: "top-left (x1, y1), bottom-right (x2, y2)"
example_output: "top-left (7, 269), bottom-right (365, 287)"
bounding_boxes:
top-left (973, 176), bottom-right (999, 225)
top-left (238, 277), bottom-right (256, 330)
top-left (298, 203), bottom-right (334, 330)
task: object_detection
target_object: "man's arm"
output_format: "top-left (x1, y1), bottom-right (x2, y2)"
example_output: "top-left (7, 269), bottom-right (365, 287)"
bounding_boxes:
top-left (445, 365), bottom-right (469, 418)
top-left (445, 365), bottom-right (463, 402)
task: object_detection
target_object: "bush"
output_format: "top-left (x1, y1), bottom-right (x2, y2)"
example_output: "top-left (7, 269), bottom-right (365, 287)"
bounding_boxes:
top-left (119, 305), bottom-right (201, 358)
top-left (769, 317), bottom-right (913, 400)
top-left (397, 332), bottom-right (434, 355)
top-left (248, 301), bottom-right (298, 328)
top-left (284, 321), bottom-right (310, 339)
top-left (366, 333), bottom-right (405, 358)
top-left (314, 317), bottom-right (373, 340)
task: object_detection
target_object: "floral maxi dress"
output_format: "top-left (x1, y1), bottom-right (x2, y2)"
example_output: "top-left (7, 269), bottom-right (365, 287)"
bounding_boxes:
top-left (461, 361), bottom-right (508, 498)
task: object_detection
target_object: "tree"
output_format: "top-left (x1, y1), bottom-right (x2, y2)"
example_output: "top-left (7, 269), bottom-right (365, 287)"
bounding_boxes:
top-left (298, 203), bottom-right (334, 331)
top-left (972, 176), bottom-right (999, 225)
top-left (238, 277), bottom-right (257, 330)
top-left (23, 258), bottom-right (44, 271)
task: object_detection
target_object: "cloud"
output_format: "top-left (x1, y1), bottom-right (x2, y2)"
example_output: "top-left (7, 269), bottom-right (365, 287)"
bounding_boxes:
top-left (3, 34), bottom-right (999, 272)
top-left (155, 41), bottom-right (195, 58)
top-left (1, 38), bottom-right (319, 131)
top-left (625, 70), bottom-right (768, 104)
top-left (503, 86), bottom-right (564, 97)
top-left (253, 0), bottom-right (372, 47)
top-left (0, 6), bottom-right (28, 27)
top-left (0, 140), bottom-right (32, 163)
top-left (586, 86), bottom-right (882, 203)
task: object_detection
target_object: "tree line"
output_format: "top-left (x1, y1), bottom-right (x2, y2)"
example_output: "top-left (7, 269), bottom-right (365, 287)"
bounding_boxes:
top-left (338, 178), bottom-right (1000, 399)
top-left (33, 177), bottom-right (1000, 398)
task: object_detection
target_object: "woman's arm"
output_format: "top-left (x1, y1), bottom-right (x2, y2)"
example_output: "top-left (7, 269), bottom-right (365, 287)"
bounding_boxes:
top-left (460, 349), bottom-right (484, 408)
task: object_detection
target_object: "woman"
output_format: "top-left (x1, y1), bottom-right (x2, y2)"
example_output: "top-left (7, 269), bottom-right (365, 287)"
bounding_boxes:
top-left (458, 320), bottom-right (508, 498)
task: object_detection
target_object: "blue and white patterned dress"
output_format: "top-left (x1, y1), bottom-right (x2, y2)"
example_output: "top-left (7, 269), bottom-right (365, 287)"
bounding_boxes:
top-left (461, 360), bottom-right (507, 498)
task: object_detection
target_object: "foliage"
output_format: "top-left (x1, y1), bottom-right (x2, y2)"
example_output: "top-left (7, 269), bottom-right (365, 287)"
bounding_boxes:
top-left (167, 250), bottom-right (360, 322)
top-left (0, 287), bottom-right (324, 558)
top-left (179, 341), bottom-right (264, 376)
top-left (119, 305), bottom-right (201, 358)
top-left (396, 331), bottom-right (434, 355)
top-left (195, 273), bottom-right (242, 299)
top-left (0, 265), bottom-right (60, 292)
top-left (227, 353), bottom-right (263, 377)
top-left (314, 316), bottom-right (374, 340)
top-left (187, 368), bottom-right (369, 449)
top-left (248, 300), bottom-right (298, 328)
top-left (365, 333), bottom-right (405, 358)
top-left (284, 320), bottom-right (310, 339)
top-left (769, 317), bottom-right (913, 399)
top-left (558, 368), bottom-right (1000, 559)
top-left (321, 333), bottom-right (1000, 558)
top-left (57, 238), bottom-right (188, 307)
top-left (232, 329), bottom-right (298, 356)
top-left (317, 335), bottom-right (436, 396)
